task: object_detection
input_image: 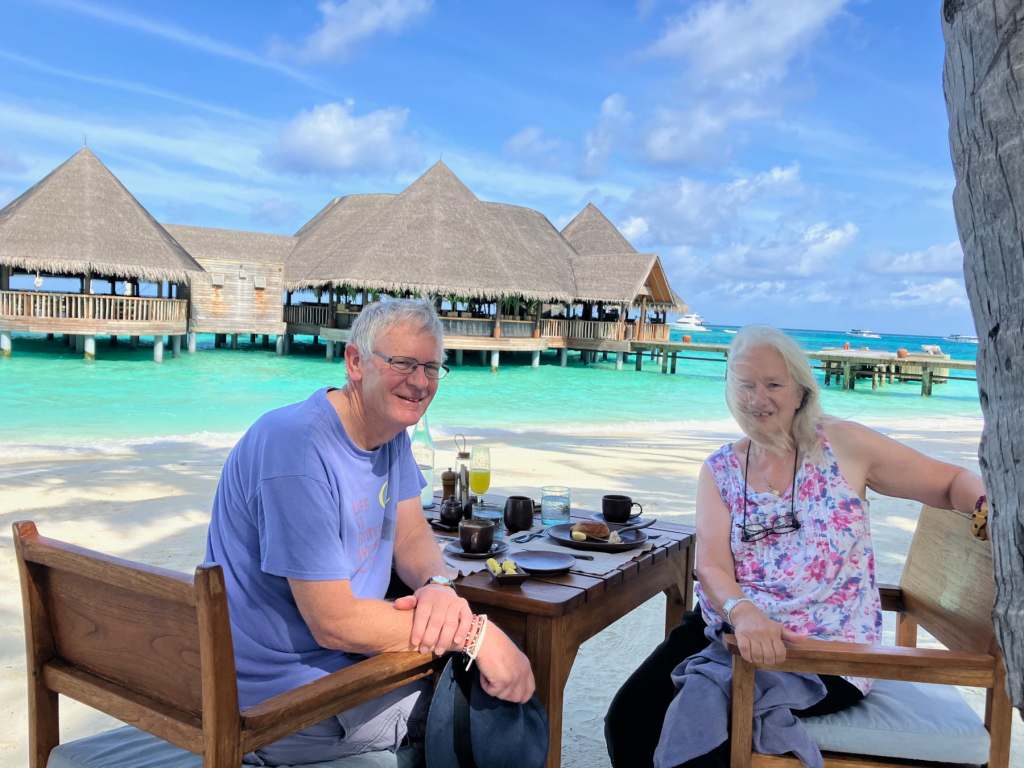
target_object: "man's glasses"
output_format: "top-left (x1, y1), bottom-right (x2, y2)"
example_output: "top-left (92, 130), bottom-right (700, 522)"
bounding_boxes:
top-left (373, 351), bottom-right (450, 380)
top-left (738, 445), bottom-right (801, 543)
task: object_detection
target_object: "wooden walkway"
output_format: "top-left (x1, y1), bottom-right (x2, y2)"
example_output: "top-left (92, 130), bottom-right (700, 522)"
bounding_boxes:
top-left (628, 341), bottom-right (977, 396)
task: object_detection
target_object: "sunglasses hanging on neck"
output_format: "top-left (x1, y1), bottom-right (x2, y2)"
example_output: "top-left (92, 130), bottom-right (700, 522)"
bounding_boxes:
top-left (739, 446), bottom-right (801, 542)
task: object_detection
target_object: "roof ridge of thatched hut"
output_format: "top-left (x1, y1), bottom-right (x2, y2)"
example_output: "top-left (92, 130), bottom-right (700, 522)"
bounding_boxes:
top-left (162, 223), bottom-right (294, 266)
top-left (285, 161), bottom-right (576, 302)
top-left (0, 148), bottom-right (203, 282)
top-left (561, 202), bottom-right (638, 256)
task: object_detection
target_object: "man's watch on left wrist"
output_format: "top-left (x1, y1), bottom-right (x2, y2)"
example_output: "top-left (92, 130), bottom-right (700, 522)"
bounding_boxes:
top-left (423, 575), bottom-right (456, 589)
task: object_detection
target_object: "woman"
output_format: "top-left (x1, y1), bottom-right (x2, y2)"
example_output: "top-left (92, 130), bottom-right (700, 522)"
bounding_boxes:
top-left (605, 325), bottom-right (985, 767)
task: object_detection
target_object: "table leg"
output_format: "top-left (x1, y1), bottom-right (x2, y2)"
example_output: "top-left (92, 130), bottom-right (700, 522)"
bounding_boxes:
top-left (524, 615), bottom-right (579, 768)
top-left (663, 545), bottom-right (694, 636)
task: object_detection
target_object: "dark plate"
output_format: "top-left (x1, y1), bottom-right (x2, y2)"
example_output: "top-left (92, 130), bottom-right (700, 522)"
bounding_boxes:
top-left (443, 540), bottom-right (509, 560)
top-left (546, 523), bottom-right (648, 552)
top-left (511, 550), bottom-right (575, 574)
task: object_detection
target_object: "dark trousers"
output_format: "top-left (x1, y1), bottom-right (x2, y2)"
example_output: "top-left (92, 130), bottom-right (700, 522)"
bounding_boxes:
top-left (604, 610), bottom-right (863, 768)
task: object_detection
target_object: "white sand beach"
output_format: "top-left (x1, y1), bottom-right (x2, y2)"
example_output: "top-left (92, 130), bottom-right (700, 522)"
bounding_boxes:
top-left (0, 416), bottom-right (1020, 765)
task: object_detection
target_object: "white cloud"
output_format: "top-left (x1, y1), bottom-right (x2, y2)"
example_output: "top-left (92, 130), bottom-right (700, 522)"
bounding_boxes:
top-left (626, 163), bottom-right (802, 243)
top-left (267, 100), bottom-right (419, 174)
top-left (869, 241), bottom-right (963, 275)
top-left (503, 126), bottom-right (566, 168)
top-left (885, 277), bottom-right (969, 308)
top-left (0, 49), bottom-right (265, 125)
top-left (645, 0), bottom-right (847, 90)
top-left (581, 93), bottom-right (633, 177)
top-left (39, 0), bottom-right (317, 87)
top-left (644, 100), bottom-right (768, 164)
top-left (280, 0), bottom-right (432, 62)
top-left (709, 220), bottom-right (857, 278)
top-left (619, 216), bottom-right (649, 242)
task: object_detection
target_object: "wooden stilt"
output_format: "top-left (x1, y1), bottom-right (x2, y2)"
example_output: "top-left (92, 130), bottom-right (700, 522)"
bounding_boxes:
top-left (131, 335), bottom-right (139, 348)
top-left (153, 337), bottom-right (164, 363)
top-left (480, 350), bottom-right (487, 366)
top-left (559, 348), bottom-right (567, 367)
top-left (0, 330), bottom-right (11, 357)
top-left (75, 335), bottom-right (84, 354)
top-left (325, 340), bottom-right (335, 361)
top-left (187, 332), bottom-right (197, 353)
top-left (231, 334), bottom-right (238, 350)
top-left (922, 369), bottom-right (933, 396)
top-left (531, 350), bottom-right (540, 368)
top-left (490, 350), bottom-right (499, 372)
top-left (171, 335), bottom-right (181, 358)
top-left (670, 352), bottom-right (678, 374)
top-left (635, 350), bottom-right (643, 371)
top-left (615, 351), bottom-right (623, 370)
top-left (83, 335), bottom-right (95, 360)
top-left (455, 349), bottom-right (464, 366)
top-left (275, 335), bottom-right (285, 356)
top-left (661, 348), bottom-right (669, 374)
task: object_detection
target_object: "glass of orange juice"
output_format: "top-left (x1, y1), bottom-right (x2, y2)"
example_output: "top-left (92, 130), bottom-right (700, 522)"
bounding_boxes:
top-left (469, 445), bottom-right (492, 502)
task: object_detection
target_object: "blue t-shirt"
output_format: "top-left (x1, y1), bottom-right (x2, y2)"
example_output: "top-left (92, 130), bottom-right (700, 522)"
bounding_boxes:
top-left (205, 387), bottom-right (424, 707)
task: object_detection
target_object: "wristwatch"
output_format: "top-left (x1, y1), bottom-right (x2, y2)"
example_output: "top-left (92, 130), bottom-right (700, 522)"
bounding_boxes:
top-left (722, 596), bottom-right (756, 625)
top-left (423, 575), bottom-right (456, 589)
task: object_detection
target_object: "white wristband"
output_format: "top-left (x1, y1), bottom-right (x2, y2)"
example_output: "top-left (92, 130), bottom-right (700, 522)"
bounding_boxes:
top-left (724, 597), bottom-right (756, 625)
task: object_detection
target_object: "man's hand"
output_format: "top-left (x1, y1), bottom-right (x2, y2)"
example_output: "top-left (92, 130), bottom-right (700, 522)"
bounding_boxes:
top-left (474, 624), bottom-right (535, 703)
top-left (731, 602), bottom-right (802, 665)
top-left (395, 585), bottom-right (473, 655)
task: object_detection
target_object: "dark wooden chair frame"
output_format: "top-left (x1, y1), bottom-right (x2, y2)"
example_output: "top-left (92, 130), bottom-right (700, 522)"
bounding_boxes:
top-left (726, 505), bottom-right (1013, 768)
top-left (14, 521), bottom-right (439, 768)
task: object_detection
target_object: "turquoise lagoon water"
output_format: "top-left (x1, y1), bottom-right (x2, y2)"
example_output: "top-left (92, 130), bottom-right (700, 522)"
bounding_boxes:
top-left (0, 327), bottom-right (982, 445)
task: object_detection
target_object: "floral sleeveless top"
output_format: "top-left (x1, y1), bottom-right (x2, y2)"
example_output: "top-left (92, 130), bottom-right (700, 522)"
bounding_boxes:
top-left (694, 431), bottom-right (882, 694)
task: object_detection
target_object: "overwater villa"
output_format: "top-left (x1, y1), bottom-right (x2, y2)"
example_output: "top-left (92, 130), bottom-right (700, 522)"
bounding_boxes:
top-left (0, 149), bottom-right (202, 361)
top-left (0, 149), bottom-right (686, 367)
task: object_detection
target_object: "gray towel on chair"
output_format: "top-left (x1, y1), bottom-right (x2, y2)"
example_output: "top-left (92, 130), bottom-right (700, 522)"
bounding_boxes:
top-left (653, 637), bottom-right (827, 768)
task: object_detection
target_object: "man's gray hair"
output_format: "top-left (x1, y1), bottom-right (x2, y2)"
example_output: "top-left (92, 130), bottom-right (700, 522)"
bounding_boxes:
top-left (349, 298), bottom-right (445, 359)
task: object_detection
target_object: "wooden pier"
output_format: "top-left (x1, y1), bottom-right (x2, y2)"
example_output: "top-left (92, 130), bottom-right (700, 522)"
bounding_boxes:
top-left (628, 341), bottom-right (976, 396)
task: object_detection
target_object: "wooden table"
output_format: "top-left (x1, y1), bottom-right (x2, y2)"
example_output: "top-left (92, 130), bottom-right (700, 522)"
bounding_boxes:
top-left (444, 515), bottom-right (695, 768)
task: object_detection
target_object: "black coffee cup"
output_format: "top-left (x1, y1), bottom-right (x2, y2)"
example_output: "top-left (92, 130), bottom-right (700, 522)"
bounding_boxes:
top-left (459, 518), bottom-right (495, 554)
top-left (503, 495), bottom-right (534, 534)
top-left (602, 494), bottom-right (643, 524)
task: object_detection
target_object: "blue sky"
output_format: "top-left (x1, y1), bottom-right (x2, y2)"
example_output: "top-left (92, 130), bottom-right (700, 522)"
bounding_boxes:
top-left (0, 0), bottom-right (972, 335)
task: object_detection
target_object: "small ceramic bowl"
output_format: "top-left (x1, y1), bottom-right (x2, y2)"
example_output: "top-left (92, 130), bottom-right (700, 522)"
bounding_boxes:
top-left (490, 562), bottom-right (529, 586)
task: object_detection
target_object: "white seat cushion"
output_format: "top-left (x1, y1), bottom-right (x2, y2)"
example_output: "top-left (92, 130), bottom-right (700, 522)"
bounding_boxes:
top-left (47, 726), bottom-right (417, 768)
top-left (801, 679), bottom-right (990, 764)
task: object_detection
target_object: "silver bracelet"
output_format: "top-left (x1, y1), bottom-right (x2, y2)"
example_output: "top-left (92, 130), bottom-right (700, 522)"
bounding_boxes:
top-left (723, 596), bottom-right (756, 625)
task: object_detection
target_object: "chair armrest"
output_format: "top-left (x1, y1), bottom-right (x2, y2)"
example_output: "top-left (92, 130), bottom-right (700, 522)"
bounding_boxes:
top-left (878, 583), bottom-right (903, 612)
top-left (240, 652), bottom-right (438, 751)
top-left (723, 635), bottom-right (995, 686)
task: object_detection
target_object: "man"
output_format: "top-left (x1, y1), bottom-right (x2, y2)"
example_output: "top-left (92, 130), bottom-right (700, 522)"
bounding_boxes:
top-left (206, 299), bottom-right (534, 765)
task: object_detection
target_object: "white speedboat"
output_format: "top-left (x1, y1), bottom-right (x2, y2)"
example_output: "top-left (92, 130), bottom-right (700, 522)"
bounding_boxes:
top-left (847, 328), bottom-right (881, 339)
top-left (945, 333), bottom-right (979, 344)
top-left (672, 313), bottom-right (709, 332)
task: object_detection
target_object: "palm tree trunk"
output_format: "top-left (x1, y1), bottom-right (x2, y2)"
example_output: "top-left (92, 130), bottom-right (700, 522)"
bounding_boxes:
top-left (943, 0), bottom-right (1024, 711)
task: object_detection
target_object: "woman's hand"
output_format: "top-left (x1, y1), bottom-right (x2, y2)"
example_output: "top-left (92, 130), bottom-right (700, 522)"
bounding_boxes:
top-left (730, 602), bottom-right (802, 665)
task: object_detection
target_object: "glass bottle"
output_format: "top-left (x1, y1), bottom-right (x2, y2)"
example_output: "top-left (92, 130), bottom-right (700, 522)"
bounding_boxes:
top-left (410, 415), bottom-right (435, 509)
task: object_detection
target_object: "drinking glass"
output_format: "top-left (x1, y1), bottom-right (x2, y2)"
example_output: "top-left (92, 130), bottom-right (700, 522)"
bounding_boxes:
top-left (470, 446), bottom-right (502, 538)
top-left (540, 485), bottom-right (571, 527)
top-left (469, 446), bottom-right (492, 504)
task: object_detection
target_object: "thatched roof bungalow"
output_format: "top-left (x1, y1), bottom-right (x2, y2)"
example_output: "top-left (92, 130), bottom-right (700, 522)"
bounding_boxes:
top-left (0, 148), bottom-right (203, 359)
top-left (561, 202), bottom-right (686, 312)
top-left (286, 162), bottom-right (577, 304)
top-left (0, 148), bottom-right (202, 283)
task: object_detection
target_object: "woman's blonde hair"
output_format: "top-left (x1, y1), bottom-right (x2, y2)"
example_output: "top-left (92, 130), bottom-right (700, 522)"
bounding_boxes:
top-left (725, 325), bottom-right (826, 457)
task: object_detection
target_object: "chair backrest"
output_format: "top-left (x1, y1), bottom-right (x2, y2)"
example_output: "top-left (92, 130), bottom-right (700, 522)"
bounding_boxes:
top-left (14, 521), bottom-right (238, 758)
top-left (899, 505), bottom-right (995, 653)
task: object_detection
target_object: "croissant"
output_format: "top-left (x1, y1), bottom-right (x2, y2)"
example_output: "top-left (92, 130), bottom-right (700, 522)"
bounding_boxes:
top-left (571, 521), bottom-right (610, 539)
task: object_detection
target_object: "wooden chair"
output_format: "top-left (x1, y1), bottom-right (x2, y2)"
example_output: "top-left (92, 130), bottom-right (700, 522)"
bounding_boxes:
top-left (728, 505), bottom-right (1013, 767)
top-left (14, 521), bottom-right (437, 767)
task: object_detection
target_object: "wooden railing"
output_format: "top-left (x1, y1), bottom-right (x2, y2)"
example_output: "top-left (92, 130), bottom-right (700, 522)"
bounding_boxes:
top-left (284, 303), bottom-right (332, 326)
top-left (634, 324), bottom-right (670, 342)
top-left (0, 290), bottom-right (187, 323)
